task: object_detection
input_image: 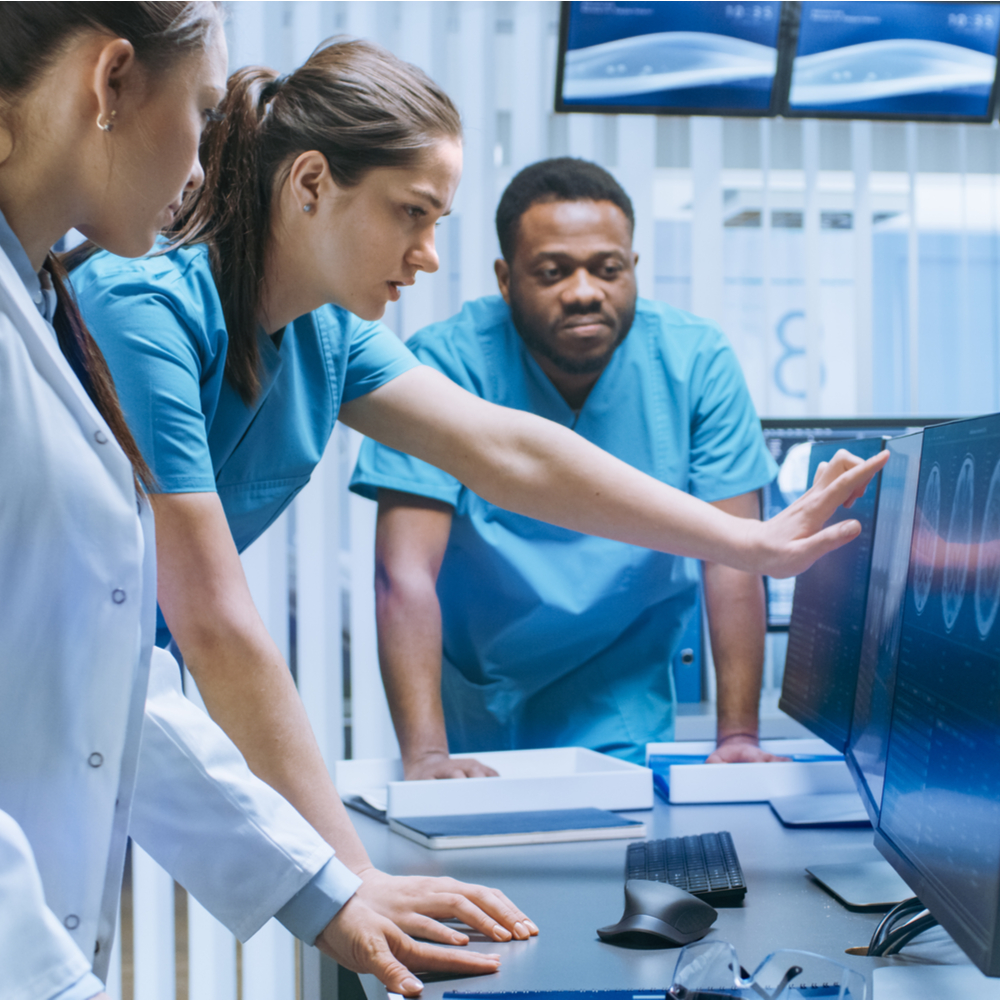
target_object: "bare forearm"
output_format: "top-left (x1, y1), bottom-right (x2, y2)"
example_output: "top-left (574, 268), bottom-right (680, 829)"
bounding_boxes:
top-left (375, 574), bottom-right (450, 766)
top-left (703, 562), bottom-right (767, 740)
top-left (340, 367), bottom-right (886, 580)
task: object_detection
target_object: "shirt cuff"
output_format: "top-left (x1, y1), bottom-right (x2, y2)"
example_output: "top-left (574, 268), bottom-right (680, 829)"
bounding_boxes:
top-left (49, 971), bottom-right (106, 1000)
top-left (274, 857), bottom-right (363, 945)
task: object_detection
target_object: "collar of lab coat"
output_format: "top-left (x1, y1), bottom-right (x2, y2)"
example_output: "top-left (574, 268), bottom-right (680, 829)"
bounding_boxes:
top-left (0, 244), bottom-right (136, 500)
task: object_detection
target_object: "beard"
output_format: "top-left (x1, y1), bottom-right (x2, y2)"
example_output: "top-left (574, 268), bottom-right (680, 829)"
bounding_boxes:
top-left (508, 293), bottom-right (637, 376)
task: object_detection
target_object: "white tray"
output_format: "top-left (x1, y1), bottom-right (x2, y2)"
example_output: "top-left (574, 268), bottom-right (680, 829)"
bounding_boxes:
top-left (334, 747), bottom-right (653, 818)
top-left (646, 738), bottom-right (855, 804)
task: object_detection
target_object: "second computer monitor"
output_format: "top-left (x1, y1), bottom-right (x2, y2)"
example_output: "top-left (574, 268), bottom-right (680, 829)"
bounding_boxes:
top-left (876, 413), bottom-right (1000, 976)
top-left (845, 431), bottom-right (925, 826)
top-left (779, 436), bottom-right (885, 752)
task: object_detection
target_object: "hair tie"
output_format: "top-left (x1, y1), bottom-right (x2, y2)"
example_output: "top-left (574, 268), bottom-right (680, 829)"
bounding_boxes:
top-left (258, 76), bottom-right (285, 118)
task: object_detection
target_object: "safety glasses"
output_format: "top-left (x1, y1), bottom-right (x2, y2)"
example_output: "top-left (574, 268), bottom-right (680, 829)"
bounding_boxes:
top-left (668, 940), bottom-right (866, 1000)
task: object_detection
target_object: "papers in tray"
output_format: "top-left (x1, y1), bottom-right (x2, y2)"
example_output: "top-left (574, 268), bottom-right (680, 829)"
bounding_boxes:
top-left (646, 739), bottom-right (854, 804)
top-left (335, 747), bottom-right (653, 819)
top-left (389, 807), bottom-right (646, 850)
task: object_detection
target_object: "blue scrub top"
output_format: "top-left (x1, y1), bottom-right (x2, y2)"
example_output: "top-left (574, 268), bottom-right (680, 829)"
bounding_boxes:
top-left (351, 295), bottom-right (777, 764)
top-left (71, 244), bottom-right (419, 645)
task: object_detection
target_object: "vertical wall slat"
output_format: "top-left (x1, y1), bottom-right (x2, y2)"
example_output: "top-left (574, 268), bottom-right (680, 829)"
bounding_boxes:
top-left (188, 896), bottom-right (238, 1000)
top-left (295, 445), bottom-right (345, 771)
top-left (759, 117), bottom-right (774, 418)
top-left (242, 919), bottom-right (296, 1000)
top-left (906, 122), bottom-right (920, 414)
top-left (455, 1), bottom-right (498, 304)
top-left (346, 430), bottom-right (400, 761)
top-left (510, 2), bottom-right (551, 174)
top-left (852, 120), bottom-right (874, 415)
top-left (802, 119), bottom-right (822, 414)
top-left (131, 844), bottom-right (176, 1000)
top-left (689, 117), bottom-right (724, 325)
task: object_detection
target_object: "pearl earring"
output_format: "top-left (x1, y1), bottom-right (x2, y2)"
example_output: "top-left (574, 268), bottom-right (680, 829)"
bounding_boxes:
top-left (97, 110), bottom-right (117, 132)
top-left (303, 204), bottom-right (312, 213)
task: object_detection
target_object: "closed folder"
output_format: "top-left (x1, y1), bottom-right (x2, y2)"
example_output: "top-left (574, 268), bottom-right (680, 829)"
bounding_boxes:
top-left (388, 807), bottom-right (646, 849)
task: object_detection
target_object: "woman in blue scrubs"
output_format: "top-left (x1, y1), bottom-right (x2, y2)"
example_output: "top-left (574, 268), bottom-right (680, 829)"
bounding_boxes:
top-left (71, 35), bottom-right (883, 951)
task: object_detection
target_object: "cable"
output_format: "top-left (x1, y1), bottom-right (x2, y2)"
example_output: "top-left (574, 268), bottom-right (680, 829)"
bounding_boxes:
top-left (868, 897), bottom-right (924, 956)
top-left (880, 913), bottom-right (939, 956)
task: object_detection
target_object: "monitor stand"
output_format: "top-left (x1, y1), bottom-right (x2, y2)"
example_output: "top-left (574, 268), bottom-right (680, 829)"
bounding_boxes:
top-left (805, 858), bottom-right (912, 911)
top-left (769, 791), bottom-right (871, 827)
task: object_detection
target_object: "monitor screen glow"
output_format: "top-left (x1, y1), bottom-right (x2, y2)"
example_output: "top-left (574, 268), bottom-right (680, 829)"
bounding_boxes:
top-left (788, 1), bottom-right (1000, 120)
top-left (845, 431), bottom-right (924, 826)
top-left (778, 436), bottom-right (885, 751)
top-left (557, 1), bottom-right (783, 114)
top-left (876, 414), bottom-right (1000, 975)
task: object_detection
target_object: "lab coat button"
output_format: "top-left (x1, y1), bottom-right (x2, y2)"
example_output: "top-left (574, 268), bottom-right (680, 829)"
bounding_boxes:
top-left (94, 430), bottom-right (108, 445)
top-left (112, 589), bottom-right (126, 604)
top-left (88, 752), bottom-right (104, 768)
top-left (64, 914), bottom-right (80, 930)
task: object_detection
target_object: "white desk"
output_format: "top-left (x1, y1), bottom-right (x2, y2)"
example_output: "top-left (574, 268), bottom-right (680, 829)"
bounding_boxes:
top-left (347, 796), bottom-right (906, 999)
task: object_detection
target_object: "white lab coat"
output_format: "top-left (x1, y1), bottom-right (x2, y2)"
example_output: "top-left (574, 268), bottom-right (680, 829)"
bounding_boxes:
top-left (0, 246), bottom-right (359, 998)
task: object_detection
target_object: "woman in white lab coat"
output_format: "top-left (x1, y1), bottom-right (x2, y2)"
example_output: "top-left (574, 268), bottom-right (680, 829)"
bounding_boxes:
top-left (0, 5), bottom-right (524, 998)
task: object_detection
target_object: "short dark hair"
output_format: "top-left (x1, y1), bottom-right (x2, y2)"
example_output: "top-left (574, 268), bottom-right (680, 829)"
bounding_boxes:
top-left (495, 157), bottom-right (635, 262)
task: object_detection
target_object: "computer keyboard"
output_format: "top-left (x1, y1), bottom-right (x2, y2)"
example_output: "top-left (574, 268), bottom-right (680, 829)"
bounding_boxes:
top-left (626, 831), bottom-right (747, 905)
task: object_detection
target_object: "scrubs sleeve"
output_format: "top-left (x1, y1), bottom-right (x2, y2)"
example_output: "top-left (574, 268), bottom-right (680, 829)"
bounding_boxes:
top-left (346, 319), bottom-right (462, 505)
top-left (73, 273), bottom-right (218, 494)
top-left (341, 316), bottom-right (422, 404)
top-left (686, 328), bottom-right (778, 504)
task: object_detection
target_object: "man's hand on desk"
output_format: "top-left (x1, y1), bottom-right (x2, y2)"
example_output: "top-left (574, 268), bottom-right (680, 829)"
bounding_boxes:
top-left (402, 749), bottom-right (499, 780)
top-left (706, 733), bottom-right (791, 763)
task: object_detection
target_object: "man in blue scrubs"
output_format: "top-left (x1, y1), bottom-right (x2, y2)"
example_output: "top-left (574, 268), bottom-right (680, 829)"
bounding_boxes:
top-left (351, 158), bottom-right (780, 777)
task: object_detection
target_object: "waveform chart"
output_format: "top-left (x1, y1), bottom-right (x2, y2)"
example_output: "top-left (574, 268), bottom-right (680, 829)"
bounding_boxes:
top-left (912, 463), bottom-right (941, 615)
top-left (942, 456), bottom-right (975, 632)
top-left (975, 458), bottom-right (1000, 640)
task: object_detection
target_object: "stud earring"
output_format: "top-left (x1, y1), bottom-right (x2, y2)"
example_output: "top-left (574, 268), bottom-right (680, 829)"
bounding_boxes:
top-left (303, 204), bottom-right (313, 213)
top-left (97, 110), bottom-right (117, 132)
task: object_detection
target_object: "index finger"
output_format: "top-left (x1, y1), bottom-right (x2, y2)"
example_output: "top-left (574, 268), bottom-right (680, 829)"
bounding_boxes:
top-left (433, 880), bottom-right (538, 938)
top-left (812, 449), bottom-right (888, 515)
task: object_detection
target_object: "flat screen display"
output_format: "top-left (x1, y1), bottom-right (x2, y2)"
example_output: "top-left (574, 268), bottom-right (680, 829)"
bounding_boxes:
top-left (761, 419), bottom-right (933, 631)
top-left (845, 431), bottom-right (924, 826)
top-left (779, 437), bottom-right (885, 751)
top-left (787, 1), bottom-right (1000, 121)
top-left (876, 413), bottom-right (1000, 975)
top-left (556, 1), bottom-right (783, 115)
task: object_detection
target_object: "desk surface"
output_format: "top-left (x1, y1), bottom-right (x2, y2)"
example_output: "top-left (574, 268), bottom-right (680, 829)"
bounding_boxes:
top-left (352, 797), bottom-right (896, 999)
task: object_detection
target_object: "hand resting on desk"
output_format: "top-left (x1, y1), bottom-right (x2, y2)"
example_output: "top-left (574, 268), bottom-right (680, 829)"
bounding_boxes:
top-left (403, 750), bottom-right (499, 780)
top-left (706, 734), bottom-right (791, 764)
top-left (315, 868), bottom-right (538, 996)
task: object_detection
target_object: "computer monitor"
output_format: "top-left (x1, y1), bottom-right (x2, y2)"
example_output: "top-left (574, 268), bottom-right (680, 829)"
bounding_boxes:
top-left (785, 1), bottom-right (1000, 122)
top-left (555, 0), bottom-right (785, 116)
top-left (844, 431), bottom-right (924, 826)
top-left (761, 418), bottom-right (935, 631)
top-left (778, 436), bottom-right (886, 752)
top-left (875, 413), bottom-right (1000, 976)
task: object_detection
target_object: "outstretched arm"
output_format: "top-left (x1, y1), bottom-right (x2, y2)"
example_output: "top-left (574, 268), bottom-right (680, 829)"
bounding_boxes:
top-left (374, 489), bottom-right (498, 780)
top-left (339, 366), bottom-right (887, 579)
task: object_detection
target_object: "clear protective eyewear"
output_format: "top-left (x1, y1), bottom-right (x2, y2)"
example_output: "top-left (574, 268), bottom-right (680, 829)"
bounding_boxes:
top-left (668, 940), bottom-right (866, 1000)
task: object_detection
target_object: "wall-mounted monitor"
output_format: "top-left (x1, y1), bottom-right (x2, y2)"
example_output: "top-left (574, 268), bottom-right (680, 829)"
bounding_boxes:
top-left (785, 1), bottom-right (1000, 121)
top-left (555, 0), bottom-right (786, 116)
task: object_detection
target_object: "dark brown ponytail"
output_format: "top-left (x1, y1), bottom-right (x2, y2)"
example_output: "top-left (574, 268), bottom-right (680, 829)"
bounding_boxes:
top-left (46, 256), bottom-right (155, 491)
top-left (173, 38), bottom-right (463, 405)
top-left (0, 1), bottom-right (219, 491)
